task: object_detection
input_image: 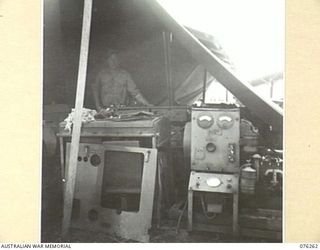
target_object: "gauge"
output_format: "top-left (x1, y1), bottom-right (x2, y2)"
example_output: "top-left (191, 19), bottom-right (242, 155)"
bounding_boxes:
top-left (217, 114), bottom-right (234, 129)
top-left (206, 177), bottom-right (221, 187)
top-left (197, 113), bottom-right (214, 128)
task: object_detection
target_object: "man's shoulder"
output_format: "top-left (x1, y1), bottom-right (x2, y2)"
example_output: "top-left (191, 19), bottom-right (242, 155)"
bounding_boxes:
top-left (117, 69), bottom-right (131, 77)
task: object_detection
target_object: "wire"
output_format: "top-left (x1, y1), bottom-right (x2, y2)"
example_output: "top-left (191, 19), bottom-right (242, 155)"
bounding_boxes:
top-left (200, 194), bottom-right (217, 220)
top-left (176, 199), bottom-right (188, 234)
top-left (176, 194), bottom-right (217, 234)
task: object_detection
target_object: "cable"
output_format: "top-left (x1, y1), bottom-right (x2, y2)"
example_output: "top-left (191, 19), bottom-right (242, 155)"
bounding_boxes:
top-left (200, 194), bottom-right (217, 220)
top-left (176, 199), bottom-right (188, 234)
top-left (176, 194), bottom-right (217, 233)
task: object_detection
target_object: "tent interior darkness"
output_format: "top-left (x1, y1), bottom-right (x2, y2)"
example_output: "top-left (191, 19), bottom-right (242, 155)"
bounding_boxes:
top-left (43, 0), bottom-right (216, 108)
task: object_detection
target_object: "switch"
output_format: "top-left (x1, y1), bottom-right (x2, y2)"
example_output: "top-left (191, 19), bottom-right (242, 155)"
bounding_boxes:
top-left (228, 143), bottom-right (236, 162)
top-left (196, 177), bottom-right (200, 188)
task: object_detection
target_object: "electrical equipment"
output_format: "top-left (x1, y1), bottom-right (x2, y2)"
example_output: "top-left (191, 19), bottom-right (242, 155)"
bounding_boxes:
top-left (260, 151), bottom-right (283, 193)
top-left (238, 150), bottom-right (283, 239)
top-left (188, 171), bottom-right (239, 233)
top-left (189, 172), bottom-right (239, 194)
top-left (59, 116), bottom-right (172, 242)
top-left (65, 143), bottom-right (157, 242)
top-left (190, 108), bottom-right (240, 173)
top-left (186, 107), bottom-right (240, 235)
top-left (57, 107), bottom-right (283, 241)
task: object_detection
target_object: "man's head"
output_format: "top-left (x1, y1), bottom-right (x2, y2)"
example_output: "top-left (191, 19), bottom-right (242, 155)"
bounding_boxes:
top-left (105, 49), bottom-right (119, 69)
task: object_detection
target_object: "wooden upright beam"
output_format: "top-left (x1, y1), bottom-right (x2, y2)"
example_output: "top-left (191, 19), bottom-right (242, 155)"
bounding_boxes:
top-left (163, 31), bottom-right (174, 106)
top-left (61, 0), bottom-right (93, 237)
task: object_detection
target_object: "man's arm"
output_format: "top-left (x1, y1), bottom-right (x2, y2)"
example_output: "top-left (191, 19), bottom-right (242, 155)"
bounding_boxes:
top-left (135, 93), bottom-right (152, 106)
top-left (92, 73), bottom-right (102, 111)
top-left (126, 73), bottom-right (152, 106)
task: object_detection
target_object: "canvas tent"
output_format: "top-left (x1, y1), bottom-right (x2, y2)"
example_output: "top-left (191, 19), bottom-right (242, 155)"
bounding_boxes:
top-left (44, 0), bottom-right (282, 131)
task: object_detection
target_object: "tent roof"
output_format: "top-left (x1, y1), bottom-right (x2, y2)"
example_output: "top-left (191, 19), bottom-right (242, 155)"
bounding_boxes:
top-left (45, 0), bottom-right (282, 131)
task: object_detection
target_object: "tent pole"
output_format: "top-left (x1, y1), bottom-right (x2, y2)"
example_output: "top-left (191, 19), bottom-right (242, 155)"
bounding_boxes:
top-left (202, 69), bottom-right (207, 103)
top-left (163, 31), bottom-right (174, 106)
top-left (61, 0), bottom-right (93, 237)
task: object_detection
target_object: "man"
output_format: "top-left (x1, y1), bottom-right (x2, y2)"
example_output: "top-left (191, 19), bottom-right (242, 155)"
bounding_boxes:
top-left (92, 49), bottom-right (152, 111)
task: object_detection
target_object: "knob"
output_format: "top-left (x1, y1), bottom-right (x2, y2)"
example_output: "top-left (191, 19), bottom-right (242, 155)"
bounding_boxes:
top-left (90, 154), bottom-right (101, 166)
top-left (206, 143), bottom-right (216, 152)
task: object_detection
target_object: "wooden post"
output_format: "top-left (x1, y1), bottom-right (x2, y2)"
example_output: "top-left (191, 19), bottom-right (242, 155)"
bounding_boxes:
top-left (163, 31), bottom-right (174, 106)
top-left (202, 69), bottom-right (207, 103)
top-left (187, 189), bottom-right (193, 231)
top-left (59, 137), bottom-right (65, 182)
top-left (233, 192), bottom-right (239, 237)
top-left (270, 80), bottom-right (274, 99)
top-left (61, 0), bottom-right (93, 237)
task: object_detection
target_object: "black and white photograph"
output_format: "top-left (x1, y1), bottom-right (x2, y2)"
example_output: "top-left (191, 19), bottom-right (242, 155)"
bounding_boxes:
top-left (42, 0), bottom-right (284, 243)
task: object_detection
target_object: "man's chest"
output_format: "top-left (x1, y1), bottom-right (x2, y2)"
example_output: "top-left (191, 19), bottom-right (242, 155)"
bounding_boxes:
top-left (99, 71), bottom-right (127, 88)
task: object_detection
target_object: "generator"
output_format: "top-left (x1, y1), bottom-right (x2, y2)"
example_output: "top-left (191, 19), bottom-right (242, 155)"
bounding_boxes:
top-left (183, 106), bottom-right (282, 239)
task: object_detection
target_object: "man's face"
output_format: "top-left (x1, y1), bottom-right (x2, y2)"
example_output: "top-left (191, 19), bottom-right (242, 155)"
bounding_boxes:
top-left (107, 53), bottom-right (119, 69)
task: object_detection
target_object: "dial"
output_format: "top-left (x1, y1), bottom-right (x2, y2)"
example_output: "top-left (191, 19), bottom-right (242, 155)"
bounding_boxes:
top-left (206, 177), bottom-right (222, 187)
top-left (217, 114), bottom-right (234, 129)
top-left (197, 114), bottom-right (214, 128)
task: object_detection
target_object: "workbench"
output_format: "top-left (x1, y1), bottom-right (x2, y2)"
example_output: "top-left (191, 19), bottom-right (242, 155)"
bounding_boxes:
top-left (58, 116), bottom-right (171, 173)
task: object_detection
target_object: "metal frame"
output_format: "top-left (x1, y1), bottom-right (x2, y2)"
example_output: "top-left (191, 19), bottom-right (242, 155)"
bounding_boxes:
top-left (187, 172), bottom-right (239, 236)
top-left (65, 143), bottom-right (158, 242)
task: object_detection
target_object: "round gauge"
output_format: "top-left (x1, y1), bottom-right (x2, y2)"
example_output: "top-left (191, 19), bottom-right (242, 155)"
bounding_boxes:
top-left (197, 113), bottom-right (214, 128)
top-left (90, 154), bottom-right (101, 166)
top-left (217, 114), bottom-right (234, 129)
top-left (206, 177), bottom-right (221, 187)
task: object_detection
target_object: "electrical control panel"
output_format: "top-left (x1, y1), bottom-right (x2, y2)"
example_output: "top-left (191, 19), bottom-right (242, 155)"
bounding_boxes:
top-left (191, 107), bottom-right (240, 173)
top-left (188, 171), bottom-right (239, 194)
